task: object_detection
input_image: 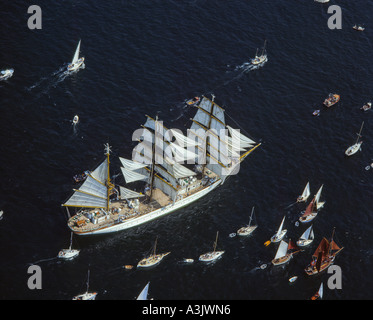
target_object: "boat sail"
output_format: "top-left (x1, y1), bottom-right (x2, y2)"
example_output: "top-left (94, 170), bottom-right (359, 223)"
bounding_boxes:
top-left (67, 40), bottom-right (85, 72)
top-left (296, 225), bottom-right (314, 247)
top-left (199, 231), bottom-right (224, 262)
top-left (304, 228), bottom-right (343, 276)
top-left (299, 185), bottom-right (325, 223)
top-left (271, 239), bottom-right (301, 266)
top-left (311, 283), bottom-right (323, 300)
top-left (270, 216), bottom-right (287, 243)
top-left (137, 237), bottom-right (170, 268)
top-left (237, 206), bottom-right (257, 236)
top-left (64, 95), bottom-right (261, 236)
top-left (345, 121), bottom-right (364, 156)
top-left (137, 282), bottom-right (150, 300)
top-left (297, 182), bottom-right (310, 202)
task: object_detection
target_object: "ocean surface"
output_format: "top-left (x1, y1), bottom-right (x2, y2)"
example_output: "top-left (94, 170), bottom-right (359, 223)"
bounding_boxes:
top-left (0, 0), bottom-right (372, 300)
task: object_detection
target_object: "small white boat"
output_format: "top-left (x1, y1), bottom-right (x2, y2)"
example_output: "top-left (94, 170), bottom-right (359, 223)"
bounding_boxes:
top-left (314, 0), bottom-right (330, 3)
top-left (136, 282), bottom-right (150, 300)
top-left (137, 237), bottom-right (170, 268)
top-left (72, 270), bottom-right (97, 300)
top-left (0, 210), bottom-right (3, 220)
top-left (297, 182), bottom-right (310, 202)
top-left (237, 206), bottom-right (258, 236)
top-left (299, 185), bottom-right (325, 223)
top-left (67, 40), bottom-right (85, 72)
top-left (297, 225), bottom-right (314, 247)
top-left (0, 69), bottom-right (14, 81)
top-left (345, 121), bottom-right (364, 156)
top-left (251, 40), bottom-right (267, 65)
top-left (361, 102), bottom-right (371, 111)
top-left (289, 276), bottom-right (298, 283)
top-left (183, 258), bottom-right (194, 263)
top-left (72, 115), bottom-right (79, 125)
top-left (353, 24), bottom-right (365, 31)
top-left (199, 231), bottom-right (224, 262)
top-left (58, 232), bottom-right (80, 260)
top-left (270, 216), bottom-right (287, 243)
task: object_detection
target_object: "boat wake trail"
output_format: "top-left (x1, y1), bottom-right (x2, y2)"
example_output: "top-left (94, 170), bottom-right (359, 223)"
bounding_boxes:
top-left (27, 257), bottom-right (57, 265)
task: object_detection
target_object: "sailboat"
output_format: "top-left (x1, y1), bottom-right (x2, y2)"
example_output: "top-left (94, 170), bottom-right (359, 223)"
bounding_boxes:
top-left (270, 216), bottom-right (287, 243)
top-left (304, 228), bottom-right (343, 276)
top-left (345, 121), bottom-right (364, 156)
top-left (237, 206), bottom-right (257, 236)
top-left (63, 95), bottom-right (261, 236)
top-left (0, 68), bottom-right (14, 81)
top-left (72, 270), bottom-right (97, 300)
top-left (58, 232), bottom-right (80, 260)
top-left (297, 182), bottom-right (310, 202)
top-left (271, 239), bottom-right (301, 266)
top-left (67, 40), bottom-right (85, 72)
top-left (299, 185), bottom-right (325, 223)
top-left (311, 283), bottom-right (323, 300)
top-left (296, 225), bottom-right (314, 247)
top-left (137, 237), bottom-right (170, 268)
top-left (137, 282), bottom-right (150, 300)
top-left (251, 40), bottom-right (267, 65)
top-left (199, 231), bottom-right (224, 262)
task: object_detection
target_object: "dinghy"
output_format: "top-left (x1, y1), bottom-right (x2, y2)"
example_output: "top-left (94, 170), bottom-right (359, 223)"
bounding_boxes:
top-left (345, 121), bottom-right (364, 156)
top-left (0, 69), bottom-right (14, 81)
top-left (199, 231), bottom-right (224, 262)
top-left (323, 93), bottom-right (340, 107)
top-left (361, 102), bottom-right (371, 111)
top-left (237, 206), bottom-right (258, 236)
top-left (311, 283), bottom-right (323, 300)
top-left (289, 276), bottom-right (298, 283)
top-left (270, 216), bottom-right (287, 243)
top-left (271, 239), bottom-right (301, 266)
top-left (72, 270), bottom-right (97, 300)
top-left (67, 40), bottom-right (85, 72)
top-left (58, 232), bottom-right (80, 260)
top-left (186, 96), bottom-right (200, 106)
top-left (353, 24), bottom-right (365, 31)
top-left (296, 225), bottom-right (314, 247)
top-left (299, 185), bottom-right (324, 223)
top-left (251, 40), bottom-right (267, 65)
top-left (297, 182), bottom-right (310, 202)
top-left (72, 115), bottom-right (79, 125)
top-left (137, 237), bottom-right (170, 268)
top-left (136, 282), bottom-right (150, 300)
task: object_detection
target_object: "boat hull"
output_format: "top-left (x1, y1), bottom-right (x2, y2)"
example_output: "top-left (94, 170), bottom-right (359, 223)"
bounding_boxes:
top-left (72, 292), bottom-right (97, 300)
top-left (199, 251), bottom-right (224, 262)
top-left (272, 254), bottom-right (292, 266)
top-left (271, 229), bottom-right (287, 243)
top-left (237, 225), bottom-right (257, 236)
top-left (70, 179), bottom-right (222, 236)
top-left (345, 142), bottom-right (362, 156)
top-left (304, 256), bottom-right (335, 276)
top-left (137, 252), bottom-right (170, 268)
top-left (68, 58), bottom-right (85, 71)
top-left (58, 249), bottom-right (80, 260)
top-left (296, 239), bottom-right (313, 247)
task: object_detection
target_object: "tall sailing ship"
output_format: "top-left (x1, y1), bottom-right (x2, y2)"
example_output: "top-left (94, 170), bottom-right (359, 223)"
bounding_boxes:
top-left (63, 95), bottom-right (261, 236)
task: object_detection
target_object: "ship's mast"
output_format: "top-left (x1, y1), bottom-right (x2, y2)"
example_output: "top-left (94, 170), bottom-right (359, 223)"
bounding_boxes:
top-left (104, 143), bottom-right (113, 212)
top-left (149, 116), bottom-right (157, 201)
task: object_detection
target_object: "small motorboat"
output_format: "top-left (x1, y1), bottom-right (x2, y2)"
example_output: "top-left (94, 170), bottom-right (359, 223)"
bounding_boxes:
top-left (124, 265), bottom-right (133, 270)
top-left (67, 40), bottom-right (85, 72)
top-left (183, 258), bottom-right (194, 263)
top-left (289, 276), bottom-right (298, 283)
top-left (73, 171), bottom-right (88, 184)
top-left (312, 110), bottom-right (320, 116)
top-left (0, 69), bottom-right (14, 81)
top-left (361, 102), bottom-right (371, 111)
top-left (323, 93), bottom-right (340, 107)
top-left (186, 96), bottom-right (200, 106)
top-left (353, 24), bottom-right (365, 31)
top-left (72, 115), bottom-right (79, 125)
top-left (199, 231), bottom-right (224, 262)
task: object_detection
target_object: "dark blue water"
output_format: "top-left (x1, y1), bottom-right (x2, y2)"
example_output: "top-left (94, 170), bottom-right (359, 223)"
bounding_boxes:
top-left (0, 0), bottom-right (372, 300)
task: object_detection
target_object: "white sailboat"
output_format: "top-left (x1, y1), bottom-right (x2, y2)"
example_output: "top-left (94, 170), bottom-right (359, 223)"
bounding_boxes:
top-left (137, 237), bottom-right (170, 268)
top-left (64, 95), bottom-right (261, 236)
top-left (345, 121), bottom-right (364, 156)
top-left (67, 40), bottom-right (85, 72)
top-left (58, 232), bottom-right (80, 260)
top-left (297, 182), bottom-right (310, 202)
top-left (296, 225), bottom-right (314, 247)
top-left (199, 231), bottom-right (224, 262)
top-left (299, 185), bottom-right (324, 223)
top-left (72, 270), bottom-right (97, 300)
top-left (270, 216), bottom-right (287, 243)
top-left (0, 68), bottom-right (14, 81)
top-left (251, 40), bottom-right (267, 65)
top-left (237, 206), bottom-right (257, 236)
top-left (271, 240), bottom-right (291, 266)
top-left (136, 282), bottom-right (150, 300)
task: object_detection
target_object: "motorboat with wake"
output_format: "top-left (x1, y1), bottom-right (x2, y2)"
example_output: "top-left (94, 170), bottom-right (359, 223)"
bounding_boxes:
top-left (0, 69), bottom-right (14, 81)
top-left (67, 40), bottom-right (85, 72)
top-left (345, 121), bottom-right (364, 156)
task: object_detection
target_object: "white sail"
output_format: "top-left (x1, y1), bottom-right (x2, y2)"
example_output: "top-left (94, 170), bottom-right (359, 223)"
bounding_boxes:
top-left (168, 129), bottom-right (200, 147)
top-left (315, 185), bottom-right (324, 209)
top-left (169, 142), bottom-right (198, 162)
top-left (318, 283), bottom-right (323, 299)
top-left (137, 282), bottom-right (150, 300)
top-left (119, 186), bottom-right (144, 200)
top-left (90, 159), bottom-right (108, 184)
top-left (300, 225), bottom-right (313, 241)
top-left (72, 40), bottom-right (81, 64)
top-left (227, 125), bottom-right (256, 147)
top-left (276, 216), bottom-right (286, 238)
top-left (301, 182), bottom-right (311, 200)
top-left (121, 167), bottom-right (149, 184)
top-left (119, 157), bottom-right (147, 171)
top-left (274, 240), bottom-right (288, 259)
